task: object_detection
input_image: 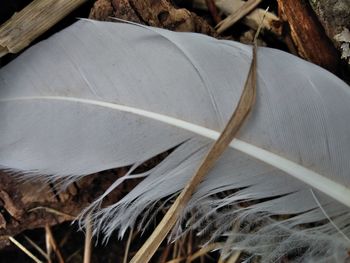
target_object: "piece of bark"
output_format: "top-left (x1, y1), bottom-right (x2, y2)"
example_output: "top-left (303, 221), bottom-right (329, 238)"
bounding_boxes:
top-left (277, 0), bottom-right (340, 73)
top-left (309, 0), bottom-right (350, 47)
top-left (309, 0), bottom-right (350, 65)
top-left (0, 169), bottom-right (132, 249)
top-left (89, 0), bottom-right (142, 23)
top-left (205, 0), bottom-right (221, 24)
top-left (0, 0), bottom-right (88, 57)
top-left (89, 0), bottom-right (217, 36)
top-left (89, 0), bottom-right (115, 21)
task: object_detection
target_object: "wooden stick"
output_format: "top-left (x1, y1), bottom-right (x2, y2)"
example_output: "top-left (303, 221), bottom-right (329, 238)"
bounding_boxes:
top-left (0, 0), bottom-right (87, 57)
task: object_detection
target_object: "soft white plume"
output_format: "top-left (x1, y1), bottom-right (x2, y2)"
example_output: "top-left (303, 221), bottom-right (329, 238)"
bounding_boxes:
top-left (0, 20), bottom-right (350, 262)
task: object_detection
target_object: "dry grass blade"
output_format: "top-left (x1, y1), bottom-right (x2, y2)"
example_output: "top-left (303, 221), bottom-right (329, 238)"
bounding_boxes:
top-left (224, 251), bottom-right (241, 263)
top-left (254, 7), bottom-right (269, 43)
top-left (187, 243), bottom-right (223, 262)
top-left (218, 222), bottom-right (241, 263)
top-left (158, 245), bottom-right (171, 263)
top-left (66, 249), bottom-right (82, 263)
top-left (83, 213), bottom-right (93, 263)
top-left (29, 206), bottom-right (76, 220)
top-left (185, 231), bottom-right (193, 263)
top-left (45, 226), bottom-right (53, 263)
top-left (165, 258), bottom-right (185, 263)
top-left (45, 224), bottom-right (65, 263)
top-left (130, 38), bottom-right (257, 263)
top-left (123, 227), bottom-right (134, 263)
top-left (9, 236), bottom-right (43, 263)
top-left (0, 0), bottom-right (87, 57)
top-left (24, 235), bottom-right (50, 261)
top-left (216, 0), bottom-right (262, 34)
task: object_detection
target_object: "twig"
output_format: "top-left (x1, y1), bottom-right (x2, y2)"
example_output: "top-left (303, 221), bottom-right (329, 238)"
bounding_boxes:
top-left (9, 236), bottom-right (43, 263)
top-left (0, 0), bottom-right (87, 57)
top-left (216, 0), bottom-right (262, 34)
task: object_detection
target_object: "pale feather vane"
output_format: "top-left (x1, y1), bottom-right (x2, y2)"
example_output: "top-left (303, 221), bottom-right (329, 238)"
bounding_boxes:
top-left (0, 20), bottom-right (350, 262)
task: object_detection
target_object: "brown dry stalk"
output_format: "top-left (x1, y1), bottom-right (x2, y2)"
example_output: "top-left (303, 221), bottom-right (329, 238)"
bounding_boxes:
top-left (24, 235), bottom-right (50, 261)
top-left (123, 227), bottom-right (134, 263)
top-left (0, 0), bottom-right (87, 57)
top-left (9, 236), bottom-right (43, 263)
top-left (45, 226), bottom-right (53, 263)
top-left (29, 206), bottom-right (77, 220)
top-left (216, 0), bottom-right (262, 34)
top-left (45, 224), bottom-right (65, 263)
top-left (187, 242), bottom-right (223, 262)
top-left (83, 213), bottom-right (93, 263)
top-left (130, 44), bottom-right (257, 263)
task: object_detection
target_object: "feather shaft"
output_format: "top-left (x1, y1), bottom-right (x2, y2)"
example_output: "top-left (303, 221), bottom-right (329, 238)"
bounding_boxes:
top-left (2, 96), bottom-right (349, 208)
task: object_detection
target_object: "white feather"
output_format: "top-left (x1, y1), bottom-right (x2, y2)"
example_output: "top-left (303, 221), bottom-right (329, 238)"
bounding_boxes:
top-left (0, 20), bottom-right (350, 261)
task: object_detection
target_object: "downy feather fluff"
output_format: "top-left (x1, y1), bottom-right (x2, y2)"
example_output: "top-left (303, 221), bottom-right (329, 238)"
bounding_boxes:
top-left (1, 20), bottom-right (350, 262)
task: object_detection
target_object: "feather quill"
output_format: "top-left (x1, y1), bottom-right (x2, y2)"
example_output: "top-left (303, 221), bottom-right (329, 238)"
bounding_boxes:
top-left (0, 20), bottom-right (350, 262)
